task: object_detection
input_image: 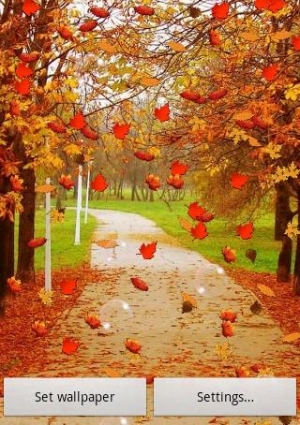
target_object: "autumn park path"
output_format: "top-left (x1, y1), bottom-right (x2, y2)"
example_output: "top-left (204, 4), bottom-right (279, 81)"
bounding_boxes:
top-left (1, 209), bottom-right (299, 425)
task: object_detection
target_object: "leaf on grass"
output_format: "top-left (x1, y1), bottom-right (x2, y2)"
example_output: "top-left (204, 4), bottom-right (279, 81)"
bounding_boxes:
top-left (178, 217), bottom-right (193, 232)
top-left (245, 249), bottom-right (257, 263)
top-left (257, 284), bottom-right (275, 297)
top-left (282, 332), bottom-right (300, 343)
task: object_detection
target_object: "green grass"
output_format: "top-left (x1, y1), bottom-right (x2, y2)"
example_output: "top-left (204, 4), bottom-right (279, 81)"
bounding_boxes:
top-left (15, 209), bottom-right (98, 271)
top-left (59, 191), bottom-right (282, 274)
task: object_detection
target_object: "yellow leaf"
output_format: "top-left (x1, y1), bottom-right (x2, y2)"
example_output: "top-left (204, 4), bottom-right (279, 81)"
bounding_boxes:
top-left (248, 136), bottom-right (262, 147)
top-left (270, 30), bottom-right (292, 41)
top-left (38, 288), bottom-right (53, 305)
top-left (282, 332), bottom-right (300, 342)
top-left (181, 292), bottom-right (197, 307)
top-left (140, 77), bottom-right (161, 87)
top-left (167, 41), bottom-right (186, 52)
top-left (35, 184), bottom-right (57, 193)
top-left (239, 31), bottom-right (259, 42)
top-left (233, 110), bottom-right (254, 120)
top-left (98, 41), bottom-right (117, 54)
top-left (103, 368), bottom-right (122, 377)
top-left (284, 221), bottom-right (300, 239)
top-left (257, 284), bottom-right (275, 297)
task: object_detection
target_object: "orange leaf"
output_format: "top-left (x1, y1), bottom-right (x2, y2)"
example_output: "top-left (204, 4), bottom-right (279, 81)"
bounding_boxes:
top-left (190, 222), bottom-right (208, 240)
top-left (134, 151), bottom-right (155, 161)
top-left (145, 174), bottom-right (161, 191)
top-left (257, 284), bottom-right (275, 297)
top-left (139, 241), bottom-right (157, 259)
top-left (79, 20), bottom-right (97, 32)
top-left (154, 103), bottom-right (170, 122)
top-left (231, 172), bottom-right (249, 189)
top-left (22, 0), bottom-right (40, 16)
top-left (62, 337), bottom-right (79, 355)
top-left (90, 6), bottom-right (110, 18)
top-left (15, 79), bottom-right (30, 95)
top-left (252, 115), bottom-right (268, 130)
top-left (19, 52), bottom-right (39, 63)
top-left (60, 279), bottom-right (77, 295)
top-left (32, 320), bottom-right (48, 337)
top-left (16, 63), bottom-right (33, 78)
top-left (219, 309), bottom-right (237, 322)
top-left (48, 120), bottom-right (66, 133)
top-left (208, 88), bottom-right (227, 100)
top-left (140, 76), bottom-right (160, 87)
top-left (134, 5), bottom-right (154, 16)
top-left (269, 0), bottom-right (285, 12)
top-left (57, 25), bottom-right (74, 41)
top-left (81, 125), bottom-right (98, 140)
top-left (282, 332), bottom-right (300, 343)
top-left (221, 320), bottom-right (234, 337)
top-left (209, 30), bottom-right (221, 46)
top-left (167, 174), bottom-right (184, 189)
top-left (69, 111), bottom-right (86, 129)
top-left (28, 237), bottom-right (47, 248)
top-left (181, 292), bottom-right (197, 307)
top-left (131, 277), bottom-right (149, 291)
top-left (85, 313), bottom-right (101, 329)
top-left (236, 222), bottom-right (254, 239)
top-left (262, 64), bottom-right (278, 81)
top-left (222, 246), bottom-right (236, 263)
top-left (58, 174), bottom-right (75, 190)
top-left (211, 2), bottom-right (229, 19)
top-left (10, 101), bottom-right (20, 116)
top-left (178, 217), bottom-right (193, 232)
top-left (235, 366), bottom-right (250, 377)
top-left (171, 160), bottom-right (188, 175)
top-left (96, 239), bottom-right (119, 248)
top-left (98, 41), bottom-right (117, 53)
top-left (90, 173), bottom-right (108, 192)
top-left (113, 122), bottom-right (130, 139)
top-left (7, 276), bottom-right (22, 294)
top-left (187, 202), bottom-right (206, 220)
top-left (236, 119), bottom-right (255, 130)
top-left (35, 184), bottom-right (56, 193)
top-left (10, 175), bottom-right (23, 192)
top-left (167, 41), bottom-right (186, 52)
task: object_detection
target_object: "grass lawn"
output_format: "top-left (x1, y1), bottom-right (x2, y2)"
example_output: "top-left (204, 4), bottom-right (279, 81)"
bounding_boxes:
top-left (58, 190), bottom-right (283, 274)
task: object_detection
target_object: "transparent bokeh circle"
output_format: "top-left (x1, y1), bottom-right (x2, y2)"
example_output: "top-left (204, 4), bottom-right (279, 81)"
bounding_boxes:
top-left (194, 264), bottom-right (228, 298)
top-left (99, 299), bottom-right (134, 333)
top-left (98, 417), bottom-right (132, 425)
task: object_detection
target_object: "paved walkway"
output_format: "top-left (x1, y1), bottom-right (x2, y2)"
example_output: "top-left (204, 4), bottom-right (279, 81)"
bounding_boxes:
top-left (0, 209), bottom-right (299, 425)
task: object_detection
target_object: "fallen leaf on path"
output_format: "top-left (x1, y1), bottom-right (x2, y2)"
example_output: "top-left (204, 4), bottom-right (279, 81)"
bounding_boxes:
top-left (219, 309), bottom-right (237, 322)
top-left (250, 300), bottom-right (262, 314)
top-left (62, 337), bottom-right (80, 355)
top-left (139, 241), bottom-right (157, 259)
top-left (7, 276), bottom-right (22, 294)
top-left (125, 338), bottom-right (142, 354)
top-left (131, 277), bottom-right (149, 291)
top-left (32, 320), bottom-right (48, 337)
top-left (95, 239), bottom-right (118, 248)
top-left (221, 320), bottom-right (234, 337)
top-left (257, 284), bottom-right (275, 297)
top-left (282, 332), bottom-right (300, 343)
top-left (60, 279), bottom-right (77, 295)
top-left (181, 292), bottom-right (197, 307)
top-left (85, 313), bottom-right (101, 329)
top-left (103, 368), bottom-right (122, 377)
top-left (182, 300), bottom-right (194, 313)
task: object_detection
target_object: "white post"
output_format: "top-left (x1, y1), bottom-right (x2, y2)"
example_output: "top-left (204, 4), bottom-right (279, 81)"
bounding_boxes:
top-left (84, 161), bottom-right (91, 224)
top-left (74, 164), bottom-right (83, 245)
top-left (45, 177), bottom-right (51, 291)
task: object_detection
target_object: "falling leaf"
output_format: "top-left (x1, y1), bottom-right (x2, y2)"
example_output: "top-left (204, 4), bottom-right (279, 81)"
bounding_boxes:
top-left (182, 300), bottom-right (193, 313)
top-left (178, 217), bottom-right (193, 232)
top-left (22, 0), bottom-right (40, 16)
top-left (15, 79), bottom-right (30, 95)
top-left (250, 300), bottom-right (262, 314)
top-left (190, 221), bottom-right (208, 240)
top-left (257, 284), bottom-right (275, 297)
top-left (167, 174), bottom-right (184, 189)
top-left (284, 221), bottom-right (300, 239)
top-left (96, 239), bottom-right (118, 248)
top-left (60, 279), bottom-right (77, 295)
top-left (57, 25), bottom-right (74, 41)
top-left (32, 320), bottom-right (48, 337)
top-left (134, 5), bottom-right (155, 16)
top-left (269, 0), bottom-right (285, 12)
top-left (209, 30), bottom-right (221, 46)
top-left (139, 241), bottom-right (157, 259)
top-left (15, 63), bottom-right (33, 78)
top-left (197, 212), bottom-right (215, 222)
top-left (211, 2), bottom-right (229, 19)
top-left (98, 41), bottom-right (117, 53)
top-left (38, 288), bottom-right (53, 306)
top-left (245, 249), bottom-right (257, 263)
top-left (48, 120), bottom-right (66, 133)
top-left (271, 30), bottom-right (292, 41)
top-left (231, 172), bottom-right (249, 189)
top-left (10, 101), bottom-right (20, 116)
top-left (208, 88), bottom-right (227, 100)
top-left (19, 52), bottom-right (39, 63)
top-left (35, 184), bottom-right (56, 193)
top-left (81, 125), bottom-right (98, 140)
top-left (69, 111), bottom-right (86, 129)
top-left (113, 122), bottom-right (130, 139)
top-left (236, 366), bottom-right (250, 377)
top-left (282, 332), bottom-right (300, 343)
top-left (236, 222), bottom-right (254, 239)
top-left (140, 77), bottom-right (161, 87)
top-left (154, 103), bottom-right (170, 122)
top-left (189, 6), bottom-right (201, 18)
top-left (79, 20), bottom-right (97, 32)
top-left (134, 151), bottom-right (155, 161)
top-left (219, 309), bottom-right (237, 322)
top-left (167, 41), bottom-right (186, 52)
top-left (7, 276), bottom-right (22, 294)
top-left (90, 6), bottom-right (110, 18)
top-left (90, 173), bottom-right (108, 191)
top-left (125, 338), bottom-right (142, 354)
top-left (130, 277), bottom-right (149, 291)
top-left (85, 313), bottom-right (101, 329)
top-left (62, 337), bottom-right (79, 355)
top-left (187, 202), bottom-right (206, 220)
top-left (58, 174), bottom-right (75, 190)
top-left (239, 31), bottom-right (260, 42)
top-left (28, 237), bottom-right (47, 248)
top-left (145, 174), bottom-right (161, 191)
top-left (181, 292), bottom-right (197, 307)
top-left (262, 64), bottom-right (278, 81)
top-left (221, 320), bottom-right (234, 337)
top-left (10, 175), bottom-right (23, 192)
top-left (222, 246), bottom-right (236, 263)
top-left (171, 160), bottom-right (188, 175)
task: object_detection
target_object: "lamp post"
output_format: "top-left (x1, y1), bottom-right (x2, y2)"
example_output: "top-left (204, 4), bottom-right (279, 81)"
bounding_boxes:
top-left (45, 177), bottom-right (52, 291)
top-left (84, 160), bottom-right (93, 224)
top-left (74, 163), bottom-right (83, 245)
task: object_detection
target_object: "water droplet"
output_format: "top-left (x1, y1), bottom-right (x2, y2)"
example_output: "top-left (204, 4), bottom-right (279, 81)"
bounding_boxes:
top-left (98, 417), bottom-right (132, 425)
top-left (194, 264), bottom-right (228, 298)
top-left (99, 299), bottom-right (133, 333)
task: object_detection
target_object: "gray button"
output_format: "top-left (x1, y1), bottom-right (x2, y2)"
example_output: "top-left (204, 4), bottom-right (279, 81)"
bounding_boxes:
top-left (154, 378), bottom-right (296, 416)
top-left (4, 378), bottom-right (146, 416)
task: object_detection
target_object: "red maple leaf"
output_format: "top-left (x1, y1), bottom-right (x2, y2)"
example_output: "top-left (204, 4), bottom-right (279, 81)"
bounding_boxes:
top-left (254, 0), bottom-right (270, 9)
top-left (139, 242), bottom-right (157, 259)
top-left (269, 0), bottom-right (285, 12)
top-left (262, 64), bottom-right (278, 81)
top-left (291, 36), bottom-right (300, 51)
top-left (131, 277), bottom-right (149, 291)
top-left (85, 313), bottom-right (101, 329)
top-left (90, 173), bottom-right (108, 191)
top-left (19, 52), bottom-right (40, 63)
top-left (154, 103), bottom-right (170, 122)
top-left (167, 174), bottom-right (184, 189)
top-left (28, 237), bottom-right (47, 248)
top-left (90, 6), bottom-right (110, 18)
top-left (187, 202), bottom-right (206, 220)
top-left (15, 79), bottom-right (30, 95)
top-left (113, 123), bottom-right (130, 139)
top-left (81, 125), bottom-right (98, 140)
top-left (134, 5), bottom-right (155, 15)
top-left (145, 174), bottom-right (161, 191)
top-left (10, 101), bottom-right (20, 116)
top-left (222, 246), bottom-right (236, 263)
top-left (79, 20), bottom-right (97, 32)
top-left (208, 88), bottom-right (228, 100)
top-left (231, 172), bottom-right (249, 190)
top-left (237, 222), bottom-right (254, 239)
top-left (190, 222), bottom-right (208, 240)
top-left (59, 174), bottom-right (75, 190)
top-left (62, 337), bottom-right (79, 355)
top-left (22, 0), bottom-right (40, 16)
top-left (171, 160), bottom-right (188, 175)
top-left (57, 25), bottom-right (74, 41)
top-left (134, 151), bottom-right (155, 161)
top-left (211, 2), bottom-right (229, 19)
top-left (69, 111), bottom-right (86, 129)
top-left (60, 279), bottom-right (77, 295)
top-left (48, 121), bottom-right (66, 133)
top-left (15, 63), bottom-right (33, 78)
top-left (209, 30), bottom-right (221, 46)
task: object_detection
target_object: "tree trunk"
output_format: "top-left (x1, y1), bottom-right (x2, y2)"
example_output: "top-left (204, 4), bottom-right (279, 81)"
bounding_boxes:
top-left (0, 200), bottom-right (14, 315)
top-left (293, 188), bottom-right (300, 295)
top-left (277, 235), bottom-right (292, 282)
top-left (274, 182), bottom-right (291, 240)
